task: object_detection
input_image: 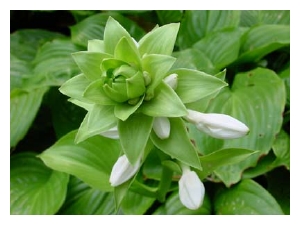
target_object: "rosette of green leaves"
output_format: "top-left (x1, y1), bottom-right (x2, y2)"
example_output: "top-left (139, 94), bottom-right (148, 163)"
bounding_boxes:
top-left (59, 17), bottom-right (227, 168)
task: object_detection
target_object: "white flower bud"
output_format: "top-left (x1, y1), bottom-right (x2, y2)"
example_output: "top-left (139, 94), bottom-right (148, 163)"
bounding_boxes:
top-left (185, 109), bottom-right (249, 139)
top-left (163, 73), bottom-right (178, 90)
top-left (109, 155), bottom-right (140, 186)
top-left (153, 117), bottom-right (170, 139)
top-left (179, 169), bottom-right (205, 210)
top-left (100, 126), bottom-right (119, 139)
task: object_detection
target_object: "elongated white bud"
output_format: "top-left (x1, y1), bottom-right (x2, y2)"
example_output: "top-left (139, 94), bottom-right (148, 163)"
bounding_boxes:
top-left (100, 126), bottom-right (119, 139)
top-left (179, 168), bottom-right (205, 210)
top-left (185, 109), bottom-right (249, 139)
top-left (163, 73), bottom-right (178, 90)
top-left (153, 117), bottom-right (170, 139)
top-left (109, 155), bottom-right (140, 186)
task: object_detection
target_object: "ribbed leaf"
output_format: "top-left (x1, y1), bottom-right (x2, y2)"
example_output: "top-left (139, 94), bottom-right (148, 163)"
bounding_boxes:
top-left (118, 113), bottom-right (153, 164)
top-left (10, 54), bottom-right (32, 90)
top-left (240, 10), bottom-right (290, 27)
top-left (150, 118), bottom-right (201, 170)
top-left (71, 13), bottom-right (145, 47)
top-left (10, 152), bottom-right (69, 215)
top-left (58, 176), bottom-right (115, 215)
top-left (238, 24), bottom-right (290, 62)
top-left (171, 48), bottom-right (216, 74)
top-left (156, 10), bottom-right (183, 24)
top-left (138, 23), bottom-right (180, 56)
top-left (39, 130), bottom-right (121, 192)
top-left (10, 87), bottom-right (48, 147)
top-left (153, 191), bottom-right (211, 215)
top-left (214, 179), bottom-right (284, 215)
top-left (193, 28), bottom-right (246, 69)
top-left (190, 68), bottom-right (285, 186)
top-left (173, 68), bottom-right (227, 103)
top-left (10, 29), bottom-right (64, 61)
top-left (31, 39), bottom-right (82, 87)
top-left (177, 10), bottom-right (241, 49)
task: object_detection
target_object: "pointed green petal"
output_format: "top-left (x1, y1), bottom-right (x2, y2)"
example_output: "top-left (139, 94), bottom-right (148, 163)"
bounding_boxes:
top-left (115, 37), bottom-right (141, 68)
top-left (104, 16), bottom-right (134, 55)
top-left (103, 84), bottom-right (128, 103)
top-left (88, 39), bottom-right (105, 52)
top-left (76, 105), bottom-right (118, 143)
top-left (142, 54), bottom-right (176, 95)
top-left (174, 68), bottom-right (228, 103)
top-left (114, 96), bottom-right (144, 121)
top-left (101, 58), bottom-right (126, 72)
top-left (72, 51), bottom-right (111, 81)
top-left (138, 23), bottom-right (180, 56)
top-left (59, 73), bottom-right (91, 101)
top-left (141, 82), bottom-right (187, 117)
top-left (83, 79), bottom-right (116, 105)
top-left (118, 114), bottom-right (153, 164)
top-left (150, 118), bottom-right (202, 170)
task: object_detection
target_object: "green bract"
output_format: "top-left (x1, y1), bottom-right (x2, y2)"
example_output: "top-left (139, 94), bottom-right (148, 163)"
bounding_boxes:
top-left (59, 16), bottom-right (227, 168)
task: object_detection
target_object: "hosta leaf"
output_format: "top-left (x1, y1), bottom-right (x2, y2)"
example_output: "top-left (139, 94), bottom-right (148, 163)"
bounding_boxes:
top-left (10, 54), bottom-right (32, 90)
top-left (171, 48), bottom-right (216, 74)
top-left (10, 29), bottom-right (64, 61)
top-left (240, 10), bottom-right (290, 27)
top-left (10, 87), bottom-right (48, 147)
top-left (141, 82), bottom-right (187, 118)
top-left (58, 176), bottom-right (115, 215)
top-left (193, 28), bottom-right (246, 70)
top-left (172, 68), bottom-right (227, 103)
top-left (120, 191), bottom-right (155, 215)
top-left (238, 24), bottom-right (290, 63)
top-left (196, 148), bottom-right (255, 179)
top-left (72, 51), bottom-right (111, 81)
top-left (191, 68), bottom-right (285, 186)
top-left (118, 113), bottom-right (153, 164)
top-left (151, 118), bottom-right (201, 170)
top-left (156, 10), bottom-right (183, 24)
top-left (153, 191), bottom-right (211, 215)
top-left (214, 179), bottom-right (284, 215)
top-left (271, 129), bottom-right (290, 169)
top-left (138, 23), bottom-right (180, 56)
top-left (76, 105), bottom-right (118, 143)
top-left (71, 13), bottom-right (145, 47)
top-left (39, 130), bottom-right (121, 192)
top-left (177, 10), bottom-right (241, 49)
top-left (10, 152), bottom-right (69, 215)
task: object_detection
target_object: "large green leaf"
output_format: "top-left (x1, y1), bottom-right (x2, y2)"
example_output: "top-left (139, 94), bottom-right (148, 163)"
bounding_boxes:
top-left (172, 68), bottom-right (227, 103)
top-left (10, 29), bottom-right (64, 61)
top-left (118, 113), bottom-right (153, 164)
top-left (177, 10), bottom-right (241, 49)
top-left (156, 10), bottom-right (183, 24)
top-left (10, 54), bottom-right (33, 90)
top-left (151, 118), bottom-right (201, 170)
top-left (191, 68), bottom-right (285, 186)
top-left (71, 13), bottom-right (145, 47)
top-left (271, 129), bottom-right (290, 169)
top-left (120, 190), bottom-right (155, 215)
top-left (193, 28), bottom-right (246, 70)
top-left (39, 130), bottom-right (121, 192)
top-left (58, 176), bottom-right (115, 215)
top-left (153, 190), bottom-right (211, 215)
top-left (10, 87), bottom-right (48, 147)
top-left (238, 24), bottom-right (290, 63)
top-left (214, 179), bottom-right (284, 215)
top-left (10, 152), bottom-right (69, 215)
top-left (171, 48), bottom-right (217, 74)
top-left (240, 10), bottom-right (290, 27)
top-left (29, 39), bottom-right (82, 87)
